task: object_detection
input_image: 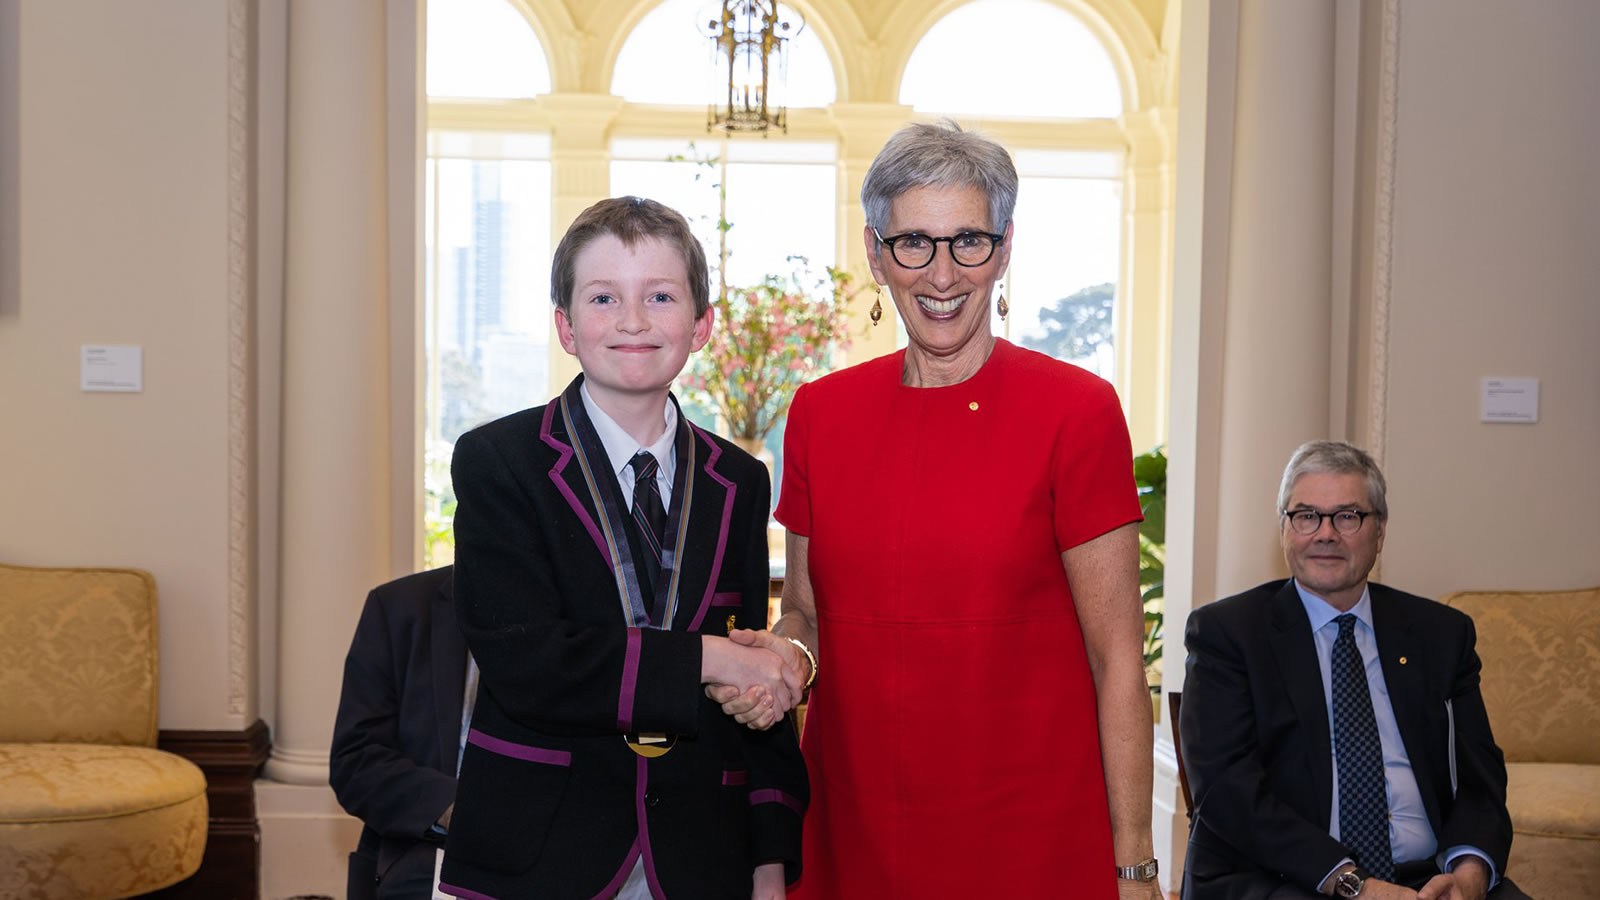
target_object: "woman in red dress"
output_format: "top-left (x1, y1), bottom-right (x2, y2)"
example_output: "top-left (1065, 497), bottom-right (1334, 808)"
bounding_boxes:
top-left (715, 121), bottom-right (1161, 898)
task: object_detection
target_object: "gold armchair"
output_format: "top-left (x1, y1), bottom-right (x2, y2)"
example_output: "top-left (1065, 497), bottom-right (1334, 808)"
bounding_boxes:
top-left (1443, 586), bottom-right (1600, 900)
top-left (0, 563), bottom-right (208, 899)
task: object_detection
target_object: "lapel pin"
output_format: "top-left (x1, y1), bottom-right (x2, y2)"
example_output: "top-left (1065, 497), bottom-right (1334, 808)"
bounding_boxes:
top-left (1398, 656), bottom-right (1408, 665)
top-left (969, 401), bottom-right (979, 411)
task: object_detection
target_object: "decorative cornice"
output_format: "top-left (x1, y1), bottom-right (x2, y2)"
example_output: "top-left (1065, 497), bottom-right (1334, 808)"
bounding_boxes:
top-left (227, 0), bottom-right (253, 717)
top-left (1367, 0), bottom-right (1400, 468)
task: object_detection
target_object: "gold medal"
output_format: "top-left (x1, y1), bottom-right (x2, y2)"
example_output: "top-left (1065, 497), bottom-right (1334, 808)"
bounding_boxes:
top-left (624, 732), bottom-right (676, 758)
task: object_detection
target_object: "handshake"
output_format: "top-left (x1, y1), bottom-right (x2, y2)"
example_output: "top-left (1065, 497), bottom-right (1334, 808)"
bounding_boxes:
top-left (701, 629), bottom-right (814, 731)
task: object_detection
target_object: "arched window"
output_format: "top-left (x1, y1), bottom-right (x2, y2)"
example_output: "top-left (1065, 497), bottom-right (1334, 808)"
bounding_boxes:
top-left (426, 0), bottom-right (552, 98)
top-left (611, 0), bottom-right (836, 108)
top-left (423, 1), bottom-right (555, 565)
top-left (900, 0), bottom-right (1121, 118)
top-left (895, 1), bottom-right (1126, 380)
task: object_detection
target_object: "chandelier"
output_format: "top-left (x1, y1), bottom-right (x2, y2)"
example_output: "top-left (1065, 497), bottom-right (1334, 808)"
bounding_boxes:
top-left (701, 1), bottom-right (804, 134)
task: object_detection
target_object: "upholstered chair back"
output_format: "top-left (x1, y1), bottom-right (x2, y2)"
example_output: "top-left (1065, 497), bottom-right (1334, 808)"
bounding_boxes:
top-left (1442, 587), bottom-right (1600, 766)
top-left (0, 562), bottom-right (160, 746)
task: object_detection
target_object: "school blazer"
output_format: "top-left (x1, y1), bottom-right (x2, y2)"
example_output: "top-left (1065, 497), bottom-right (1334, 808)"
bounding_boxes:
top-left (440, 377), bottom-right (807, 900)
top-left (1178, 579), bottom-right (1512, 900)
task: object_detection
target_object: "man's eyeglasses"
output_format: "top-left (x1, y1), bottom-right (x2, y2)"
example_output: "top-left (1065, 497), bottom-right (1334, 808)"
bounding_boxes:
top-left (873, 227), bottom-right (1005, 269)
top-left (1281, 508), bottom-right (1375, 536)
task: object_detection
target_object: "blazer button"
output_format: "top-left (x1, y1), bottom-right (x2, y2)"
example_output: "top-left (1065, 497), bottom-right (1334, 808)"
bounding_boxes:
top-left (644, 790), bottom-right (661, 808)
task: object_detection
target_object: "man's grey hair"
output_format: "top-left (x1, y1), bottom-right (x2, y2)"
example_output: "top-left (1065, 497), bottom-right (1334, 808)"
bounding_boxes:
top-left (860, 119), bottom-right (1019, 237)
top-left (1277, 440), bottom-right (1389, 519)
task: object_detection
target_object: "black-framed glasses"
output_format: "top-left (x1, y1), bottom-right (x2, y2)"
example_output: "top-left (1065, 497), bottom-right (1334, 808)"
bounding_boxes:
top-left (1282, 507), bottom-right (1374, 536)
top-left (873, 227), bottom-right (1005, 269)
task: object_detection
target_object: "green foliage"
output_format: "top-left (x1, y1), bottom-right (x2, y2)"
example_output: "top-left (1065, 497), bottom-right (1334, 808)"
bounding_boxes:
top-left (1134, 445), bottom-right (1167, 692)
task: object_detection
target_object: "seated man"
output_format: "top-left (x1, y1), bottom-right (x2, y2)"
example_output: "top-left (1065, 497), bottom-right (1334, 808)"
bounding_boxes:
top-left (1179, 440), bottom-right (1529, 900)
top-left (331, 565), bottom-right (473, 900)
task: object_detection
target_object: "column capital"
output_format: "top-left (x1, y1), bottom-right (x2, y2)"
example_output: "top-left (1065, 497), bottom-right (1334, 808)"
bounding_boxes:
top-left (1118, 105), bottom-right (1177, 167)
top-left (827, 102), bottom-right (915, 153)
top-left (539, 91), bottom-right (625, 147)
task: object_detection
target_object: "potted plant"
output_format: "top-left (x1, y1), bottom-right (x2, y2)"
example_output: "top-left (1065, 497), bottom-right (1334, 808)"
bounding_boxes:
top-left (1135, 445), bottom-right (1167, 720)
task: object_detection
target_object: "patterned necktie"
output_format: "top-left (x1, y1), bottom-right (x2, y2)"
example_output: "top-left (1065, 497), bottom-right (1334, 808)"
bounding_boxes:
top-left (1332, 613), bottom-right (1394, 879)
top-left (629, 452), bottom-right (666, 603)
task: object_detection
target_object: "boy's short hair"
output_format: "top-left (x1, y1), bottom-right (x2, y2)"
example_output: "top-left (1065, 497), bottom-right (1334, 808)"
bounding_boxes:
top-left (550, 196), bottom-right (711, 318)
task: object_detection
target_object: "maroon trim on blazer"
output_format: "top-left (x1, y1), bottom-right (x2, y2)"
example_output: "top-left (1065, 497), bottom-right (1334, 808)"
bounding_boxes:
top-left (540, 400), bottom-right (610, 564)
top-left (710, 591), bottom-right (742, 607)
top-left (617, 627), bottom-right (642, 732)
top-left (721, 769), bottom-right (748, 786)
top-left (636, 754), bottom-right (667, 898)
top-left (685, 424), bottom-right (737, 631)
top-left (465, 729), bottom-right (572, 767)
top-left (585, 842), bottom-right (642, 900)
top-left (749, 788), bottom-right (804, 814)
top-left (438, 882), bottom-right (502, 900)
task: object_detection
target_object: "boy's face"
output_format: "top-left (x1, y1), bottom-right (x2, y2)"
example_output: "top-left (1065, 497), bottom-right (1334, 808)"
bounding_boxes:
top-left (555, 233), bottom-right (712, 406)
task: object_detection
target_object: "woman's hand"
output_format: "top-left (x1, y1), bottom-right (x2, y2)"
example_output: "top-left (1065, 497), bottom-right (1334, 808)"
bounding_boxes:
top-left (1116, 878), bottom-right (1162, 900)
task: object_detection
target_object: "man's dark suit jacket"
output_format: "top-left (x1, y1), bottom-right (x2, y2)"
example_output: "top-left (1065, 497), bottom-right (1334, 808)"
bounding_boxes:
top-left (439, 378), bottom-right (807, 900)
top-left (331, 565), bottom-right (468, 900)
top-left (1179, 579), bottom-right (1512, 900)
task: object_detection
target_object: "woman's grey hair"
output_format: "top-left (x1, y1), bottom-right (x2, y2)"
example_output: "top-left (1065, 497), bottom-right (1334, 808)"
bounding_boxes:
top-left (860, 119), bottom-right (1019, 236)
top-left (1277, 440), bottom-right (1389, 519)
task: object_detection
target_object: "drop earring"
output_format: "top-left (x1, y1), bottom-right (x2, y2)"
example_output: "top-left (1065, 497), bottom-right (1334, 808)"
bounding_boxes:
top-left (870, 284), bottom-right (883, 327)
top-left (997, 282), bottom-right (1009, 321)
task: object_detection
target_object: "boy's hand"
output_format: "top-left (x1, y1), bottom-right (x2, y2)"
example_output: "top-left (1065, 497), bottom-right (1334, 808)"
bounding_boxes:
top-left (752, 862), bottom-right (786, 900)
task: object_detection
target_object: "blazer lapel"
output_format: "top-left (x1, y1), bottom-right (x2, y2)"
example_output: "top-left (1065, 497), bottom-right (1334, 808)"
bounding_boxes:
top-left (1269, 581), bottom-right (1336, 825)
top-left (431, 570), bottom-right (469, 771)
top-left (1370, 584), bottom-right (1444, 827)
top-left (538, 379), bottom-right (617, 575)
top-left (678, 423), bottom-right (736, 631)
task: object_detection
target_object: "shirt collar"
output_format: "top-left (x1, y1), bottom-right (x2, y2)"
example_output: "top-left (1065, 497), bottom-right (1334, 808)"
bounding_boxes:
top-left (1294, 579), bottom-right (1374, 634)
top-left (578, 381), bottom-right (678, 483)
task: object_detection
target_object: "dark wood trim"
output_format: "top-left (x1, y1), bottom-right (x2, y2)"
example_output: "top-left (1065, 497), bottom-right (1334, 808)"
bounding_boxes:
top-left (142, 719), bottom-right (271, 900)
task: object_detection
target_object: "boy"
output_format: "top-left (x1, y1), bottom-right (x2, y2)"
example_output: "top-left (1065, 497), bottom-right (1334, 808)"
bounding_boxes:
top-left (440, 197), bottom-right (808, 900)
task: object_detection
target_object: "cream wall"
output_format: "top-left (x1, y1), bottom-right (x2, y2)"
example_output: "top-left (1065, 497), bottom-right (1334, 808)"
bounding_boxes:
top-left (0, 0), bottom-right (246, 731)
top-left (1379, 0), bottom-right (1600, 597)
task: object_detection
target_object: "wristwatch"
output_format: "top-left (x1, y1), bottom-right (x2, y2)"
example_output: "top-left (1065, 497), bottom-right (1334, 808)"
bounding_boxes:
top-left (1331, 866), bottom-right (1370, 898)
top-left (1115, 857), bottom-right (1159, 882)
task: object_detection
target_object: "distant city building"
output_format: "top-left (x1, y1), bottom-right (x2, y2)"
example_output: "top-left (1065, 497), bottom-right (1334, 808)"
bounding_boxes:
top-left (482, 333), bottom-right (548, 415)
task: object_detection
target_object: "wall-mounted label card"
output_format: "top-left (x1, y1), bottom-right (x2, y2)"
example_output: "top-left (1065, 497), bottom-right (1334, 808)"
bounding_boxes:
top-left (82, 345), bottom-right (143, 392)
top-left (1480, 376), bottom-right (1538, 424)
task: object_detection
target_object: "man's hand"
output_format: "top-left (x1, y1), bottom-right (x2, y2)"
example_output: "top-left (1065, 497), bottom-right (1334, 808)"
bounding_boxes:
top-left (1349, 880), bottom-right (1418, 899)
top-left (752, 861), bottom-right (786, 900)
top-left (1417, 856), bottom-right (1490, 900)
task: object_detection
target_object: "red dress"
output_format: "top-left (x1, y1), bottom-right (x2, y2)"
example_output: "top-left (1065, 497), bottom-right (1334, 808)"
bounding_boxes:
top-left (775, 339), bottom-right (1141, 898)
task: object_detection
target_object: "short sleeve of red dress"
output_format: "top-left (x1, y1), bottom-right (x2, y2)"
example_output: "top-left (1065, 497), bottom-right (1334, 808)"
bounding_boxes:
top-left (773, 381), bottom-right (812, 537)
top-left (1052, 371), bottom-right (1142, 550)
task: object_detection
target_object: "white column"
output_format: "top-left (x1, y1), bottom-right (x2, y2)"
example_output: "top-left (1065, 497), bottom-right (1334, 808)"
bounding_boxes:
top-left (265, 0), bottom-right (395, 786)
top-left (1160, 0), bottom-right (1338, 890)
top-left (542, 91), bottom-right (624, 393)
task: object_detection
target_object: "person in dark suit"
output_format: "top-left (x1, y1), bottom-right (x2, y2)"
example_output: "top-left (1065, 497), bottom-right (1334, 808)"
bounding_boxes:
top-left (439, 197), bottom-right (808, 900)
top-left (331, 565), bottom-right (470, 900)
top-left (1179, 440), bottom-right (1529, 900)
